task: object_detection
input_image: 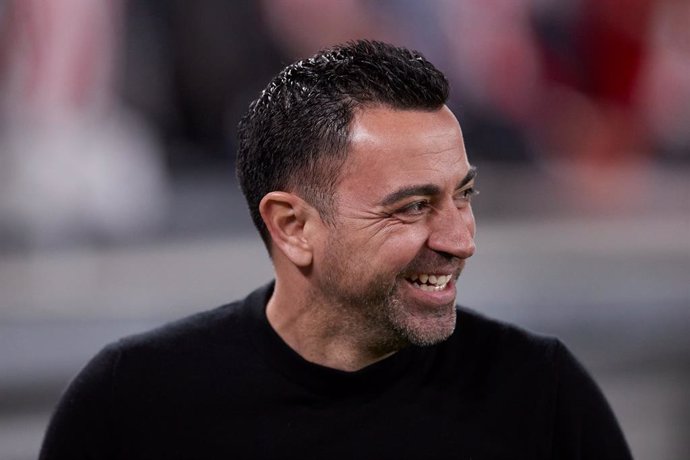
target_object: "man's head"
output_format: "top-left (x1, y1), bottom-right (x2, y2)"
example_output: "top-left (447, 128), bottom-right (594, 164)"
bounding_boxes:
top-left (237, 41), bottom-right (476, 351)
top-left (314, 105), bottom-right (476, 348)
top-left (236, 40), bottom-right (449, 249)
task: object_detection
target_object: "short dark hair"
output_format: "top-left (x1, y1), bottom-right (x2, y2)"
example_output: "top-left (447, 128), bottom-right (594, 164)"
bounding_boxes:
top-left (236, 40), bottom-right (449, 249)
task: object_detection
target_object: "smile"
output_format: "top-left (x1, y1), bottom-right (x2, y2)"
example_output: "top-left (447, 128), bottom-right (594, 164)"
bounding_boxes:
top-left (405, 273), bottom-right (452, 292)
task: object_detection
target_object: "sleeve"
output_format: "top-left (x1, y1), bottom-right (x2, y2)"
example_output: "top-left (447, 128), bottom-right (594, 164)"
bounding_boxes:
top-left (550, 340), bottom-right (633, 460)
top-left (39, 342), bottom-right (122, 460)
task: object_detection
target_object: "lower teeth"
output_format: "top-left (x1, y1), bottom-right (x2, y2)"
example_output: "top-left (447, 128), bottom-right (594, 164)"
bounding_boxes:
top-left (416, 283), bottom-right (446, 292)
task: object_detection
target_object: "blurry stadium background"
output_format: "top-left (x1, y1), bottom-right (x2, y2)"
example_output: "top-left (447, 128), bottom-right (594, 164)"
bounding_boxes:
top-left (0, 1), bottom-right (688, 459)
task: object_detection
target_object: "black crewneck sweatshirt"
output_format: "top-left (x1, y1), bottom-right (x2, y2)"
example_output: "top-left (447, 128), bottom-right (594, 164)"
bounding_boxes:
top-left (40, 282), bottom-right (632, 459)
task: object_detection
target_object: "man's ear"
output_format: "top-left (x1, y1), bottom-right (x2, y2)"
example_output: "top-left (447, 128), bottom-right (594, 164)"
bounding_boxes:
top-left (259, 192), bottom-right (320, 267)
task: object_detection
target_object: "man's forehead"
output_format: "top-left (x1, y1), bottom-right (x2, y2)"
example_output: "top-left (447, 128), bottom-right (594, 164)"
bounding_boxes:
top-left (348, 105), bottom-right (461, 143)
top-left (347, 106), bottom-right (466, 162)
top-left (338, 106), bottom-right (471, 200)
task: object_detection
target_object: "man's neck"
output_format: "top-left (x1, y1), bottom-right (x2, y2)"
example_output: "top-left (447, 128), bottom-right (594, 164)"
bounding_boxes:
top-left (266, 279), bottom-right (401, 372)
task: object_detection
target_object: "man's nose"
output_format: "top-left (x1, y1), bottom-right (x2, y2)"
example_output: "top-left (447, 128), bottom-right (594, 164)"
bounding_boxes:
top-left (427, 204), bottom-right (476, 259)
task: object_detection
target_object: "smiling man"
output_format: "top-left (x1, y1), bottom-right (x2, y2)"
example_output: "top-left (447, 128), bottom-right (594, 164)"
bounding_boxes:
top-left (41, 41), bottom-right (632, 459)
top-left (262, 105), bottom-right (477, 371)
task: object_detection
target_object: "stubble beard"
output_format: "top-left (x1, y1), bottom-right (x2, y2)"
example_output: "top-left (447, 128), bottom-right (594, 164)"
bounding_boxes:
top-left (317, 239), bottom-right (458, 352)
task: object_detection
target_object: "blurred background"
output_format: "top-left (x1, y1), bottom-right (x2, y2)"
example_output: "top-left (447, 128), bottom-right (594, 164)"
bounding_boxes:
top-left (0, 0), bottom-right (688, 458)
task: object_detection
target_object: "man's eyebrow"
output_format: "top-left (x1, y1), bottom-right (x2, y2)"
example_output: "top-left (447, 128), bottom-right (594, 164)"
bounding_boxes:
top-left (380, 184), bottom-right (442, 207)
top-left (455, 166), bottom-right (477, 190)
top-left (380, 166), bottom-right (478, 207)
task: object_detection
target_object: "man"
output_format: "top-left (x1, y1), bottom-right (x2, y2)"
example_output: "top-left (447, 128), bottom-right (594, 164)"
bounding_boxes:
top-left (41, 40), bottom-right (632, 459)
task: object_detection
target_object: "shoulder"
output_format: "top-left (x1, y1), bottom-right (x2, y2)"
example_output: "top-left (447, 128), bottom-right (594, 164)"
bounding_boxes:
top-left (453, 307), bottom-right (600, 389)
top-left (59, 284), bottom-right (273, 409)
top-left (116, 283), bottom-right (271, 356)
top-left (439, 306), bottom-right (572, 400)
top-left (446, 308), bottom-right (632, 458)
top-left (453, 306), bottom-right (562, 363)
top-left (117, 300), bottom-right (246, 354)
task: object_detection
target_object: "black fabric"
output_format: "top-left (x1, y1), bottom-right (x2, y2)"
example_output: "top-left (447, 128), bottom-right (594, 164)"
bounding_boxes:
top-left (40, 283), bottom-right (632, 459)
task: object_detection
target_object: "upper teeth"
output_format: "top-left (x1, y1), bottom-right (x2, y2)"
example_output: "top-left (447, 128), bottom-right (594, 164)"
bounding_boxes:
top-left (408, 273), bottom-right (451, 286)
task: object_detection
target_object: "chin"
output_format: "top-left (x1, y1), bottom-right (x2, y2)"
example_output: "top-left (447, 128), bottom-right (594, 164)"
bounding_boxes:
top-left (390, 303), bottom-right (457, 347)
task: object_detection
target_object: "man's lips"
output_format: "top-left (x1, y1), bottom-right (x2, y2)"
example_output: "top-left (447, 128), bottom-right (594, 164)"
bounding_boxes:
top-left (398, 270), bottom-right (458, 306)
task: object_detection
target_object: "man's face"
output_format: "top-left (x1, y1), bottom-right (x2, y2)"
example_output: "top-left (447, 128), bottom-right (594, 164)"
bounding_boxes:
top-left (314, 105), bottom-right (476, 347)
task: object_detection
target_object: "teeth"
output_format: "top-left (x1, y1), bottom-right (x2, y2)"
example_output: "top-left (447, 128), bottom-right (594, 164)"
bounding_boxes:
top-left (419, 283), bottom-right (445, 292)
top-left (406, 273), bottom-right (452, 289)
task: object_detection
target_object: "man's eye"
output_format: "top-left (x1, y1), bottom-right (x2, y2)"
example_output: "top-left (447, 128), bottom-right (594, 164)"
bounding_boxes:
top-left (398, 200), bottom-right (431, 215)
top-left (459, 187), bottom-right (479, 202)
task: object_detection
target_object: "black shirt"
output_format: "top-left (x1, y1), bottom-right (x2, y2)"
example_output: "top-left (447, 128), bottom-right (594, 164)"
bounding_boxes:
top-left (40, 283), bottom-right (632, 459)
